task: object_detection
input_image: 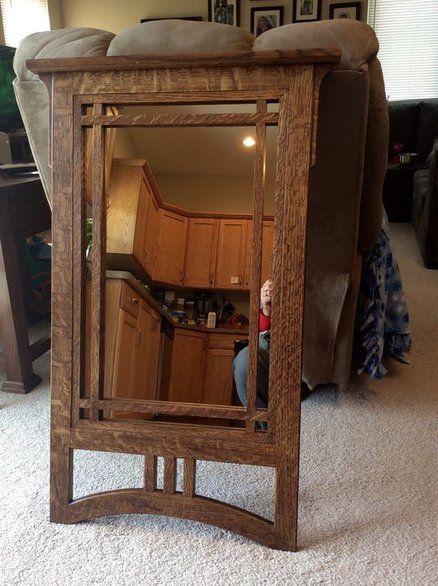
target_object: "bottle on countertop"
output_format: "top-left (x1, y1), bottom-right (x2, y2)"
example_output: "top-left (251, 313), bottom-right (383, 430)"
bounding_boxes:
top-left (207, 311), bottom-right (217, 329)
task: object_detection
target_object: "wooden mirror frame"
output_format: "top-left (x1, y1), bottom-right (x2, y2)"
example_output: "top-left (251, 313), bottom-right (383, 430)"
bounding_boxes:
top-left (28, 49), bottom-right (339, 551)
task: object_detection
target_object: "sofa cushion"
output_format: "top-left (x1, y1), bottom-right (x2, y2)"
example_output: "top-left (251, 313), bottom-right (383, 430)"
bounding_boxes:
top-left (253, 19), bottom-right (378, 70)
top-left (413, 169), bottom-right (430, 206)
top-left (417, 100), bottom-right (438, 161)
top-left (13, 28), bottom-right (115, 82)
top-left (108, 20), bottom-right (254, 56)
top-left (426, 138), bottom-right (438, 167)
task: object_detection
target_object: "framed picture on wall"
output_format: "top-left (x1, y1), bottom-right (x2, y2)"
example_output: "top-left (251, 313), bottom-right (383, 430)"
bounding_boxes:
top-left (251, 6), bottom-right (284, 36)
top-left (292, 0), bottom-right (321, 23)
top-left (208, 0), bottom-right (241, 27)
top-left (329, 2), bottom-right (361, 20)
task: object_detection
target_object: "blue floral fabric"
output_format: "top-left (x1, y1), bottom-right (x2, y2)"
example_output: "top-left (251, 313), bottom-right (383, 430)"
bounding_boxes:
top-left (355, 210), bottom-right (412, 378)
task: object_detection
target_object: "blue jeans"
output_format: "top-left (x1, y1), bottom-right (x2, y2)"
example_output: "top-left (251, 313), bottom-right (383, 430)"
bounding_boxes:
top-left (233, 333), bottom-right (270, 411)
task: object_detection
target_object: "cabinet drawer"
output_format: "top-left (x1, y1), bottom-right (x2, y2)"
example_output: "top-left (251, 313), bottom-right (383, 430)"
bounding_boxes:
top-left (208, 333), bottom-right (239, 350)
top-left (120, 283), bottom-right (141, 318)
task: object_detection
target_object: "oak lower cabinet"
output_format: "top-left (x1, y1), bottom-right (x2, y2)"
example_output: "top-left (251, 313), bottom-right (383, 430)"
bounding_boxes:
top-left (203, 333), bottom-right (236, 405)
top-left (154, 209), bottom-right (187, 286)
top-left (88, 276), bottom-right (162, 419)
top-left (167, 329), bottom-right (207, 403)
top-left (111, 293), bottom-right (161, 419)
top-left (165, 330), bottom-right (239, 408)
top-left (183, 217), bottom-right (218, 288)
top-left (129, 300), bottom-right (161, 404)
top-left (214, 219), bottom-right (247, 289)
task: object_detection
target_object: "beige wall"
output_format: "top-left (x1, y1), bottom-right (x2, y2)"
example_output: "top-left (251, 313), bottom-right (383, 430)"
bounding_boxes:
top-left (155, 172), bottom-right (275, 215)
top-left (58, 0), bottom-right (368, 32)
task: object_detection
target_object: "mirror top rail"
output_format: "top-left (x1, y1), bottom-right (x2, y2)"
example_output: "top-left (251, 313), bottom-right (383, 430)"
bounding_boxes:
top-left (26, 48), bottom-right (341, 74)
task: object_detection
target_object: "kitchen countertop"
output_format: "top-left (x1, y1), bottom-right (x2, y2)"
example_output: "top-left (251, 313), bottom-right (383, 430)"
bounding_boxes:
top-left (106, 270), bottom-right (249, 336)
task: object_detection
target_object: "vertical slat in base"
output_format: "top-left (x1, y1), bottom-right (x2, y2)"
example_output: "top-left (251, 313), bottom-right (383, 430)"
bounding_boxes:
top-left (183, 458), bottom-right (196, 497)
top-left (144, 454), bottom-right (157, 492)
top-left (163, 457), bottom-right (177, 494)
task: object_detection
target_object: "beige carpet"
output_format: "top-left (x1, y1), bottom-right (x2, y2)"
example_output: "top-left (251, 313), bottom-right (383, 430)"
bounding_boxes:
top-left (0, 224), bottom-right (437, 585)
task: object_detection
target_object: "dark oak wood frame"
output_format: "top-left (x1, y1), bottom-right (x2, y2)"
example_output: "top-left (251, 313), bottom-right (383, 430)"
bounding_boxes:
top-left (27, 49), bottom-right (339, 551)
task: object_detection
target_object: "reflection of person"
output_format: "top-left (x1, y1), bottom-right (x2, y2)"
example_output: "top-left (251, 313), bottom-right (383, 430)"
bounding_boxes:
top-left (256, 15), bottom-right (275, 37)
top-left (233, 279), bottom-right (272, 412)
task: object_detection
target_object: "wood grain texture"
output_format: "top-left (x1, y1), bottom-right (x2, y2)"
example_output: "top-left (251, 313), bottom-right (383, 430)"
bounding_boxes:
top-left (163, 457), bottom-right (177, 494)
top-left (70, 428), bottom-right (275, 467)
top-left (78, 398), bottom-right (268, 422)
top-left (81, 112), bottom-right (279, 127)
top-left (50, 74), bottom-right (75, 522)
top-left (27, 49), bottom-right (340, 74)
top-left (89, 103), bottom-right (106, 421)
top-left (246, 100), bottom-right (267, 432)
top-left (63, 488), bottom-right (276, 548)
top-left (183, 458), bottom-right (196, 497)
top-left (43, 55), bottom-right (330, 550)
top-left (71, 97), bottom-right (86, 426)
top-left (144, 454), bottom-right (157, 492)
top-left (269, 66), bottom-right (314, 551)
top-left (183, 218), bottom-right (218, 288)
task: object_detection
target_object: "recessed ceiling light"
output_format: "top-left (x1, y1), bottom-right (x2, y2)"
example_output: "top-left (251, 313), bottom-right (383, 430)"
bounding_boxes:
top-left (242, 136), bottom-right (256, 147)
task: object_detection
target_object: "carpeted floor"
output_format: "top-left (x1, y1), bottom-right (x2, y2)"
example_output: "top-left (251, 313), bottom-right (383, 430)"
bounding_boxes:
top-left (1, 224), bottom-right (437, 585)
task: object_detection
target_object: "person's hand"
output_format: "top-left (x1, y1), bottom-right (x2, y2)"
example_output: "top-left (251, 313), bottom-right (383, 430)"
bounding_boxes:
top-left (260, 279), bottom-right (272, 316)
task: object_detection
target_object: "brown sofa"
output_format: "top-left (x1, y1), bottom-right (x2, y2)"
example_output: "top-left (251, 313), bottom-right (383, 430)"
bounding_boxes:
top-left (12, 19), bottom-right (388, 388)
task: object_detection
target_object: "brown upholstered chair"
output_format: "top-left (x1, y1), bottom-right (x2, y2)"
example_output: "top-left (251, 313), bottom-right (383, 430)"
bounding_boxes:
top-left (13, 19), bottom-right (388, 388)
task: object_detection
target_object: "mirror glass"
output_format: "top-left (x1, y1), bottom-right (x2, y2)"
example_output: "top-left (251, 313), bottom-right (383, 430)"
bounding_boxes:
top-left (84, 103), bottom-right (278, 429)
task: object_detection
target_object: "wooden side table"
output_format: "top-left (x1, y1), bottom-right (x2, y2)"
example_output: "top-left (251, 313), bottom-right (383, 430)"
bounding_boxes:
top-left (0, 174), bottom-right (51, 393)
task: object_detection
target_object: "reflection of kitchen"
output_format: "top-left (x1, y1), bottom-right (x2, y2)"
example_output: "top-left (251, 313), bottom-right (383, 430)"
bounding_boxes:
top-left (88, 155), bottom-right (274, 415)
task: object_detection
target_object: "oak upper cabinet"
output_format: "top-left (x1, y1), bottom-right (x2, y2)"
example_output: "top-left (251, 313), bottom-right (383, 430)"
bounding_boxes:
top-left (243, 220), bottom-right (274, 290)
top-left (183, 218), bottom-right (218, 288)
top-left (154, 210), bottom-right (188, 286)
top-left (214, 219), bottom-right (247, 289)
top-left (141, 179), bottom-right (160, 278)
top-left (167, 329), bottom-right (207, 403)
top-left (106, 159), bottom-right (161, 279)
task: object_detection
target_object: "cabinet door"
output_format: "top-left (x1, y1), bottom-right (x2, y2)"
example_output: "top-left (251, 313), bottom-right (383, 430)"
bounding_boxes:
top-left (132, 179), bottom-right (148, 267)
top-left (107, 163), bottom-right (142, 255)
top-left (132, 301), bottom-right (161, 401)
top-left (243, 220), bottom-right (274, 290)
top-left (111, 308), bottom-right (137, 399)
top-left (140, 180), bottom-right (161, 278)
top-left (203, 348), bottom-right (235, 405)
top-left (155, 210), bottom-right (188, 285)
top-left (183, 218), bottom-right (218, 288)
top-left (131, 303), bottom-right (151, 401)
top-left (167, 329), bottom-right (207, 403)
top-left (214, 219), bottom-right (247, 289)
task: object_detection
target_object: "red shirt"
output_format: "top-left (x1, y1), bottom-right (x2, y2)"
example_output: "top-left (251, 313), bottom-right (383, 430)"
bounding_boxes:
top-left (259, 310), bottom-right (271, 332)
